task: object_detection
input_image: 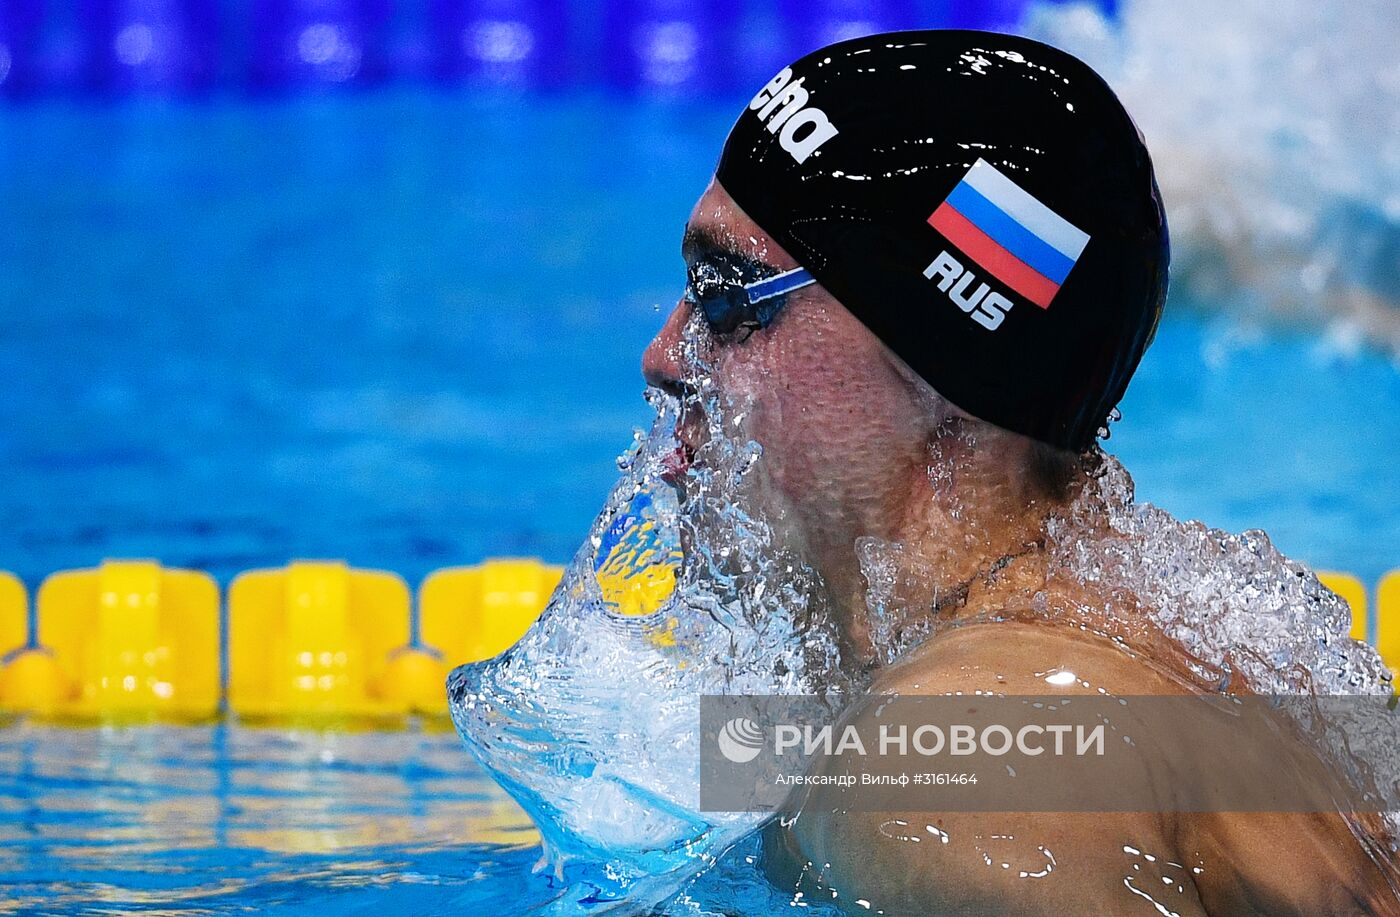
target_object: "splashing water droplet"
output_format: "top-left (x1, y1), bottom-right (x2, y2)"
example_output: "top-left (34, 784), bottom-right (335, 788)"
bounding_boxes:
top-left (448, 316), bottom-right (849, 906)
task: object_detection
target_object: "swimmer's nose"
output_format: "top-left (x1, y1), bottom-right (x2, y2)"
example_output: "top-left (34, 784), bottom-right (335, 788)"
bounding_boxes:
top-left (641, 298), bottom-right (690, 393)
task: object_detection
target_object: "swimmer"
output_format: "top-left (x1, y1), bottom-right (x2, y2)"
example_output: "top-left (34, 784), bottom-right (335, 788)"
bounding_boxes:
top-left (640, 31), bottom-right (1400, 915)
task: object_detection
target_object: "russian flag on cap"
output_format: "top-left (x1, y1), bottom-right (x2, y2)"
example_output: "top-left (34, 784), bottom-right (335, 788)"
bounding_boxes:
top-left (928, 159), bottom-right (1090, 309)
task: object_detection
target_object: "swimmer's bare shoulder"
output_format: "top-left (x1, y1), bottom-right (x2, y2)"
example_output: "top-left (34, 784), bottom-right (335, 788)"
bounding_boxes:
top-left (765, 621), bottom-right (1399, 916)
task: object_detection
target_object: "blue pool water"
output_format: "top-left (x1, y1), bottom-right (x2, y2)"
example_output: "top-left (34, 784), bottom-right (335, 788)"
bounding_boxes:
top-left (0, 722), bottom-right (554, 914)
top-left (0, 90), bottom-right (1395, 591)
top-left (0, 90), bottom-right (1396, 913)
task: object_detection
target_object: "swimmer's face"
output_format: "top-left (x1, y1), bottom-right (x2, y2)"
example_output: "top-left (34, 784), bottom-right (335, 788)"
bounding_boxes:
top-left (644, 179), bottom-right (944, 573)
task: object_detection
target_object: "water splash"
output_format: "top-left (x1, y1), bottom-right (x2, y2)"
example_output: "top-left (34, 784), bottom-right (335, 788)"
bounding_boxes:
top-left (859, 448), bottom-right (1399, 863)
top-left (859, 443), bottom-right (1391, 695)
top-left (448, 316), bottom-right (847, 911)
top-left (1048, 455), bottom-right (1400, 842)
top-left (1045, 454), bottom-right (1392, 696)
top-left (1028, 0), bottom-right (1400, 357)
top-left (856, 534), bottom-right (941, 668)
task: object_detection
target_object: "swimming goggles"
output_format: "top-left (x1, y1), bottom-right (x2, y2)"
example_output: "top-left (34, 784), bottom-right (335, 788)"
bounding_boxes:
top-left (684, 265), bottom-right (818, 336)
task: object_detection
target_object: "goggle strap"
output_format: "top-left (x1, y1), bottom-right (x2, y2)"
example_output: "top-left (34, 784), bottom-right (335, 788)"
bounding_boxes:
top-left (745, 267), bottom-right (816, 305)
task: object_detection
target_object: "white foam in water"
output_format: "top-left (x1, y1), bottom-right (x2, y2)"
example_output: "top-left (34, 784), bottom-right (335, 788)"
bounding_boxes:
top-left (1027, 0), bottom-right (1400, 357)
top-left (1046, 456), bottom-right (1400, 830)
top-left (855, 444), bottom-right (1392, 696)
top-left (859, 449), bottom-right (1400, 843)
top-left (449, 316), bottom-right (849, 911)
top-left (1047, 454), bottom-right (1392, 695)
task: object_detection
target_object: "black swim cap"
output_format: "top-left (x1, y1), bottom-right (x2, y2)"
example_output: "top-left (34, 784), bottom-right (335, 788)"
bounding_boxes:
top-left (715, 30), bottom-right (1169, 452)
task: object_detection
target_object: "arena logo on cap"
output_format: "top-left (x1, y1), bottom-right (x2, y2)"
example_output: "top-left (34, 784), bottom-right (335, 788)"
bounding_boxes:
top-left (926, 159), bottom-right (1090, 312)
top-left (748, 68), bottom-right (840, 164)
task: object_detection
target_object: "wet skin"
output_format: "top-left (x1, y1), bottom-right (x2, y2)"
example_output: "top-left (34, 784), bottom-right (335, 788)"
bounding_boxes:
top-left (645, 181), bottom-right (1062, 663)
top-left (642, 180), bottom-right (1400, 915)
top-left (767, 623), bottom-right (1400, 916)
